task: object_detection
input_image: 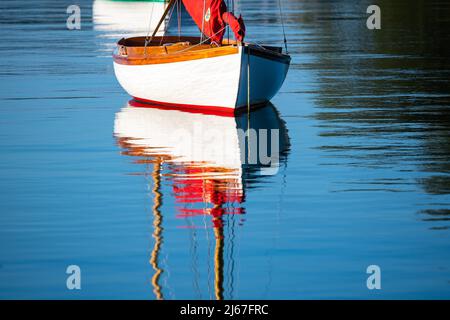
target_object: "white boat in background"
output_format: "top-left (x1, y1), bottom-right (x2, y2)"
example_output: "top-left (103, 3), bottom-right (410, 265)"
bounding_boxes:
top-left (113, 0), bottom-right (291, 113)
top-left (93, 0), bottom-right (167, 36)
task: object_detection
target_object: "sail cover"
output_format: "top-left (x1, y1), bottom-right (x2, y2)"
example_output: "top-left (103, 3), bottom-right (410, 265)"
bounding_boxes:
top-left (181, 0), bottom-right (245, 43)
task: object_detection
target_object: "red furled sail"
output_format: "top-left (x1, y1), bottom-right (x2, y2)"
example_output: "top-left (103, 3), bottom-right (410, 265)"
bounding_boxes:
top-left (181, 0), bottom-right (245, 43)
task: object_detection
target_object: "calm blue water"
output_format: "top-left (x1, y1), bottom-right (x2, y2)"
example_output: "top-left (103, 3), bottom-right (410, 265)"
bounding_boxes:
top-left (1, 0), bottom-right (450, 299)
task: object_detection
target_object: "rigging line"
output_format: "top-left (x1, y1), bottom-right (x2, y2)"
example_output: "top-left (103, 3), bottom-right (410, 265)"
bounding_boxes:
top-left (144, 3), bottom-right (155, 55)
top-left (226, 0), bottom-right (230, 44)
top-left (246, 46), bottom-right (251, 163)
top-left (145, 3), bottom-right (155, 39)
top-left (159, 3), bottom-right (177, 46)
top-left (173, 26), bottom-right (227, 54)
top-left (277, 0), bottom-right (288, 54)
top-left (177, 0), bottom-right (181, 40)
top-left (145, 0), bottom-right (177, 50)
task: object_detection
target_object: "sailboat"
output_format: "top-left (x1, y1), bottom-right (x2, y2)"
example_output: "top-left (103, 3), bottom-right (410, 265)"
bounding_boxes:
top-left (113, 0), bottom-right (291, 113)
top-left (114, 101), bottom-right (290, 299)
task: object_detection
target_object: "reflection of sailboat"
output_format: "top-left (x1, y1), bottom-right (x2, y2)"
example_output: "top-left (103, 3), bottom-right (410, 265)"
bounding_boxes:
top-left (114, 102), bottom-right (290, 299)
top-left (93, 0), bottom-right (168, 37)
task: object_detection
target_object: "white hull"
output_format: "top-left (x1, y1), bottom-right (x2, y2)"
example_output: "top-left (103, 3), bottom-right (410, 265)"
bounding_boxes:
top-left (113, 46), bottom-right (290, 110)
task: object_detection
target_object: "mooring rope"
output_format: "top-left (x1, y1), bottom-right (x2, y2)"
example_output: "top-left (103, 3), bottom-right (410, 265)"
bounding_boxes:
top-left (247, 45), bottom-right (251, 162)
top-left (277, 0), bottom-right (288, 54)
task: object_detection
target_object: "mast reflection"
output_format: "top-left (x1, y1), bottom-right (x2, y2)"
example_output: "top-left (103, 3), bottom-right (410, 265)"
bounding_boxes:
top-left (150, 159), bottom-right (164, 300)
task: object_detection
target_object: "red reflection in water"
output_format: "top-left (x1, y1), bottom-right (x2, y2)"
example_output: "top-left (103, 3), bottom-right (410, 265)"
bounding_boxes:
top-left (169, 166), bottom-right (245, 236)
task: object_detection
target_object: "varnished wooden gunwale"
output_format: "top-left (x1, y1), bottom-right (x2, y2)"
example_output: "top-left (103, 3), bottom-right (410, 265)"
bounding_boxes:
top-left (114, 45), bottom-right (239, 65)
top-left (112, 36), bottom-right (291, 66)
top-left (113, 36), bottom-right (239, 66)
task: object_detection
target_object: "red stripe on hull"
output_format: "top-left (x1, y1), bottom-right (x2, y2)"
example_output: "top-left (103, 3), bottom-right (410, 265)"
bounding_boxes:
top-left (130, 97), bottom-right (268, 117)
top-left (130, 97), bottom-right (235, 117)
